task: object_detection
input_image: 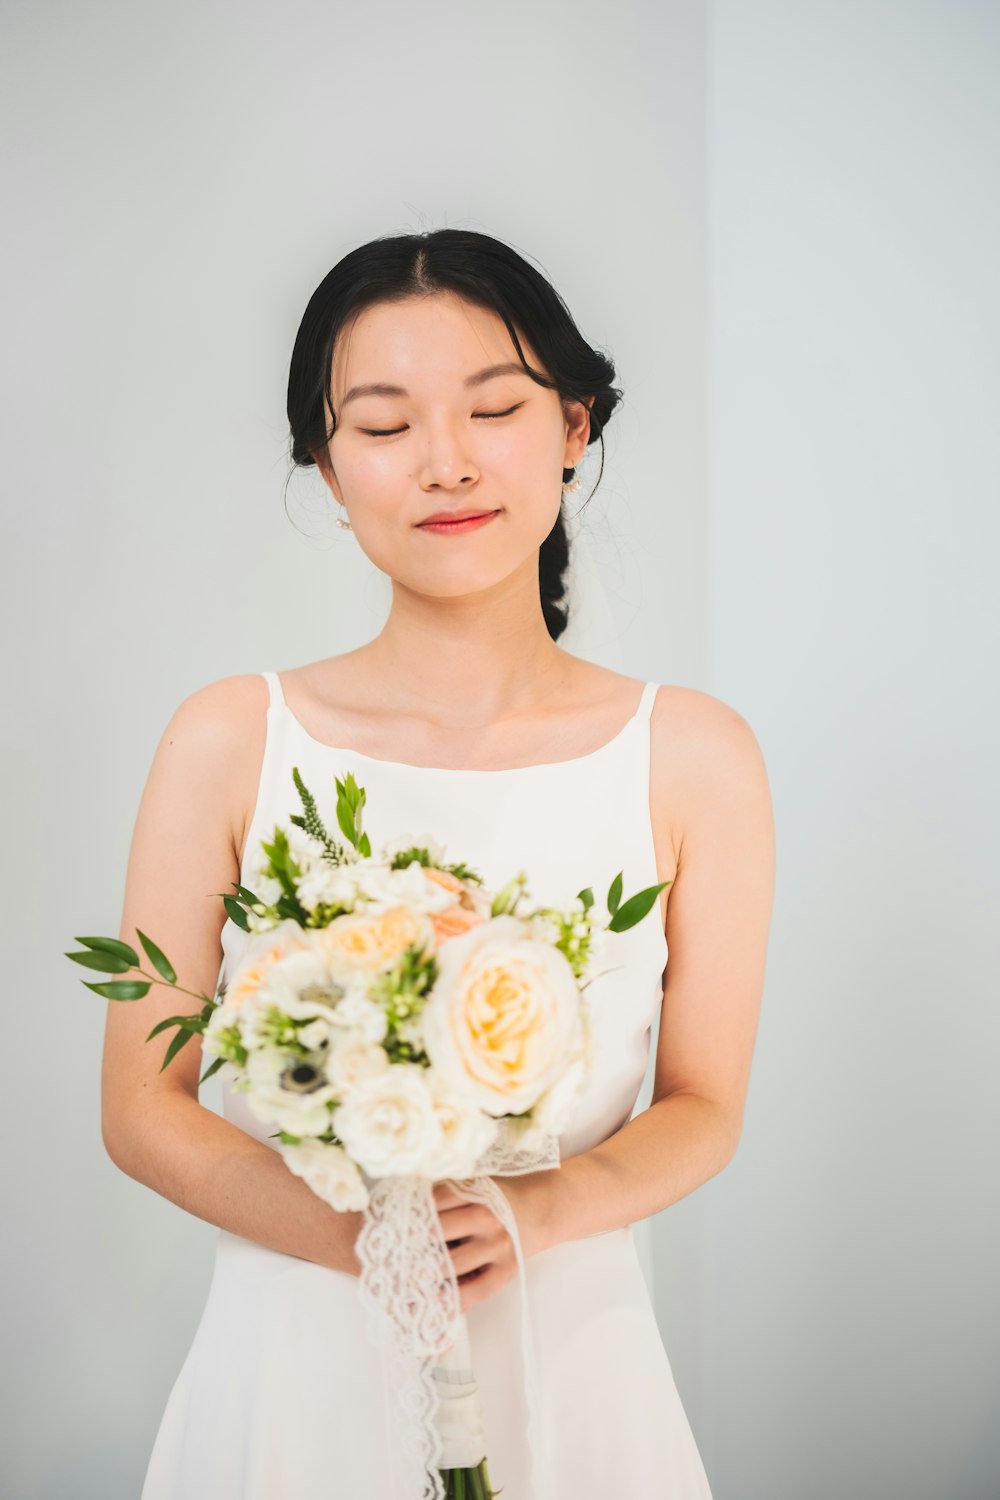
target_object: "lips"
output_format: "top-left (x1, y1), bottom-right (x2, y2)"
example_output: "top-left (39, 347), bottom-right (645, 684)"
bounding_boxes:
top-left (417, 508), bottom-right (502, 534)
top-left (418, 508), bottom-right (499, 525)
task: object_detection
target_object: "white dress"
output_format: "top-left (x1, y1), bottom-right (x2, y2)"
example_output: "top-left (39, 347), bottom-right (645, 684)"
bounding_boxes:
top-left (140, 670), bottom-right (715, 1499)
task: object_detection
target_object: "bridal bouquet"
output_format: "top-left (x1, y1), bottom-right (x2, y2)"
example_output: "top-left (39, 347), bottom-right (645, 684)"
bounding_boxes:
top-left (69, 766), bottom-right (668, 1500)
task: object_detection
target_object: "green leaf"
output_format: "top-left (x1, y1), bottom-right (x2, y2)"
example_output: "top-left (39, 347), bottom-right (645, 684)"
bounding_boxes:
top-left (234, 883), bottom-right (263, 905)
top-left (65, 948), bottom-right (133, 973)
top-left (199, 1055), bottom-right (225, 1086)
top-left (607, 879), bottom-right (673, 932)
top-left (159, 1026), bottom-right (196, 1072)
top-left (145, 1012), bottom-right (205, 1041)
top-left (334, 770), bottom-right (368, 853)
top-left (606, 870), bottom-right (623, 915)
top-left (260, 825), bottom-right (302, 901)
top-left (74, 935), bottom-right (140, 966)
top-left (223, 895), bottom-right (251, 931)
top-left (576, 886), bottom-right (594, 910)
top-left (81, 979), bottom-right (152, 1000)
top-left (136, 928), bottom-right (177, 984)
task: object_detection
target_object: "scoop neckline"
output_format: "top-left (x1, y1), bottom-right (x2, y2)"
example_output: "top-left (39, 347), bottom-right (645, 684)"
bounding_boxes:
top-left (270, 674), bottom-right (657, 776)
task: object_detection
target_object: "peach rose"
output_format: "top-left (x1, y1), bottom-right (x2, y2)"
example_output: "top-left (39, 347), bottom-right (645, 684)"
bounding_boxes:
top-left (312, 903), bottom-right (436, 973)
top-left (423, 866), bottom-right (478, 909)
top-left (430, 905), bottom-right (484, 944)
top-left (424, 865), bottom-right (494, 923)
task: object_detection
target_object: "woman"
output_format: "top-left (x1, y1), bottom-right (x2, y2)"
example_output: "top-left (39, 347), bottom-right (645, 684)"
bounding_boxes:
top-left (103, 228), bottom-right (775, 1498)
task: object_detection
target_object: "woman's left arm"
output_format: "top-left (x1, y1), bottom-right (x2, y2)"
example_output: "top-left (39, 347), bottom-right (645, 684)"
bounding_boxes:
top-left (534, 692), bottom-right (777, 1250)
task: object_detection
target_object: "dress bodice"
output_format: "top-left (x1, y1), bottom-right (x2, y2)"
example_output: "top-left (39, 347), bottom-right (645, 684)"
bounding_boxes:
top-left (219, 670), bottom-right (669, 1162)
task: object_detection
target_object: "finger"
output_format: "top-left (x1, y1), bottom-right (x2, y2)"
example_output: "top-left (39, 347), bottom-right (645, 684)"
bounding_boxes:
top-left (438, 1205), bottom-right (488, 1241)
top-left (459, 1263), bottom-right (500, 1314)
top-left (449, 1239), bottom-right (494, 1277)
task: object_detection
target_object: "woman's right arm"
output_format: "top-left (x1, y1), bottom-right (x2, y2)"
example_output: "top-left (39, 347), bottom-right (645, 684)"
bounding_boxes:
top-left (100, 675), bottom-right (364, 1277)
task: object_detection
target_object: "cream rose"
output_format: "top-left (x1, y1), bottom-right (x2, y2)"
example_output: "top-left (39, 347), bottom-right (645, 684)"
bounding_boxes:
top-left (421, 915), bottom-right (582, 1116)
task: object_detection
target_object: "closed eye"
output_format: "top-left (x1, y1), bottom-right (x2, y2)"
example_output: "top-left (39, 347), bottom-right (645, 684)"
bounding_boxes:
top-left (359, 403), bottom-right (524, 438)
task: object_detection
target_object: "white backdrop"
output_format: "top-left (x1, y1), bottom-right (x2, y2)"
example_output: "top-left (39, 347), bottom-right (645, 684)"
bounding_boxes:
top-left (700, 5), bottom-right (1000, 1497)
top-left (3, 2), bottom-right (997, 1497)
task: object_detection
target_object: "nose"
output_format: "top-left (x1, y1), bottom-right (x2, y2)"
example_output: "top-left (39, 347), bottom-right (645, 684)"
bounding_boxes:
top-left (417, 416), bottom-right (481, 490)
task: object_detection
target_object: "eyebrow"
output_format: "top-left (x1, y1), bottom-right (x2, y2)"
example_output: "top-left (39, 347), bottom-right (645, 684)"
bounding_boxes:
top-left (338, 361), bottom-right (533, 410)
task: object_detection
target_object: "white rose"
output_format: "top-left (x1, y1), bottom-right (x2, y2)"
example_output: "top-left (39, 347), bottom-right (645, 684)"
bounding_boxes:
top-left (421, 1069), bottom-right (499, 1180)
top-left (326, 1035), bottom-right (391, 1095)
top-left (332, 1064), bottom-right (442, 1178)
top-left (530, 1049), bottom-right (590, 1135)
top-left (282, 1140), bottom-right (369, 1211)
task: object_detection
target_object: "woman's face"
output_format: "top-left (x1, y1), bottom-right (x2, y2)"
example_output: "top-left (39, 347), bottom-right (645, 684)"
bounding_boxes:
top-left (316, 290), bottom-right (592, 600)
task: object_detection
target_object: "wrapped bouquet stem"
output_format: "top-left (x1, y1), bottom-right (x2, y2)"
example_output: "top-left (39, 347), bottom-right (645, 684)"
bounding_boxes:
top-left (68, 767), bottom-right (669, 1499)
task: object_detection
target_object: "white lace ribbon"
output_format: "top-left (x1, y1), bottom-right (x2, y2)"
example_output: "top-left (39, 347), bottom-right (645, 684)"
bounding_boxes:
top-left (353, 1121), bottom-right (560, 1500)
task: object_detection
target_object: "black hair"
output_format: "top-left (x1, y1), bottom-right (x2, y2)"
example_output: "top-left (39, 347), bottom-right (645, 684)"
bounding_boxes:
top-left (285, 228), bottom-right (623, 641)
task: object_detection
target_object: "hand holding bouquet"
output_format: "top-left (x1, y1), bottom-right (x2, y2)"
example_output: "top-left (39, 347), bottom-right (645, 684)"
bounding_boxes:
top-left (69, 766), bottom-right (669, 1499)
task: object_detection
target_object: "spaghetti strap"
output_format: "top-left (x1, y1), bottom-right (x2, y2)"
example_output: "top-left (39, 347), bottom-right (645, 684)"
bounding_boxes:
top-left (260, 670), bottom-right (285, 710)
top-left (635, 680), bottom-right (659, 725)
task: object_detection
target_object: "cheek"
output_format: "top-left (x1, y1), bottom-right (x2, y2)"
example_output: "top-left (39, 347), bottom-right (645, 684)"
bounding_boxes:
top-left (338, 444), bottom-right (404, 499)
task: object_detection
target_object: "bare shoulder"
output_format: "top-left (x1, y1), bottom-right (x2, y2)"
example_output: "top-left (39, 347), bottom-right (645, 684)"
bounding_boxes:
top-left (153, 671), bottom-right (270, 867)
top-left (651, 682), bottom-right (770, 781)
top-left (164, 670), bottom-right (268, 735)
top-left (648, 682), bottom-right (773, 867)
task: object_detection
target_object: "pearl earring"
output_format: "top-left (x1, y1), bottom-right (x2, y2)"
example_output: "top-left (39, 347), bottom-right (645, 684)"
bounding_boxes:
top-left (562, 479), bottom-right (581, 493)
top-left (335, 504), bottom-right (352, 530)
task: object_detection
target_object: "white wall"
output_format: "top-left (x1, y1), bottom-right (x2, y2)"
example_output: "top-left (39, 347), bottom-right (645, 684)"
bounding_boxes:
top-left (1, 2), bottom-right (707, 1495)
top-left (702, 4), bottom-right (1000, 1497)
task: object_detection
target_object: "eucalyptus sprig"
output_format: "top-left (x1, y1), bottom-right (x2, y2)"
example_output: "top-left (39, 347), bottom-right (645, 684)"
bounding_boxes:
top-left (64, 928), bottom-right (227, 1084)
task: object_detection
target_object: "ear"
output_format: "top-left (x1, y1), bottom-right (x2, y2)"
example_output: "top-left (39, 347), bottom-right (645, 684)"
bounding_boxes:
top-left (563, 393), bottom-right (594, 468)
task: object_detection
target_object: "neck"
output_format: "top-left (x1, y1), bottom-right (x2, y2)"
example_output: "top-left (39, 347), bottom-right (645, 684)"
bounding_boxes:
top-left (350, 569), bottom-right (572, 729)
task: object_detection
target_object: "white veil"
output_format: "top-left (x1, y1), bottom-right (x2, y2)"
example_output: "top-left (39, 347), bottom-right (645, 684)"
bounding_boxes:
top-left (558, 501), bottom-right (626, 672)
